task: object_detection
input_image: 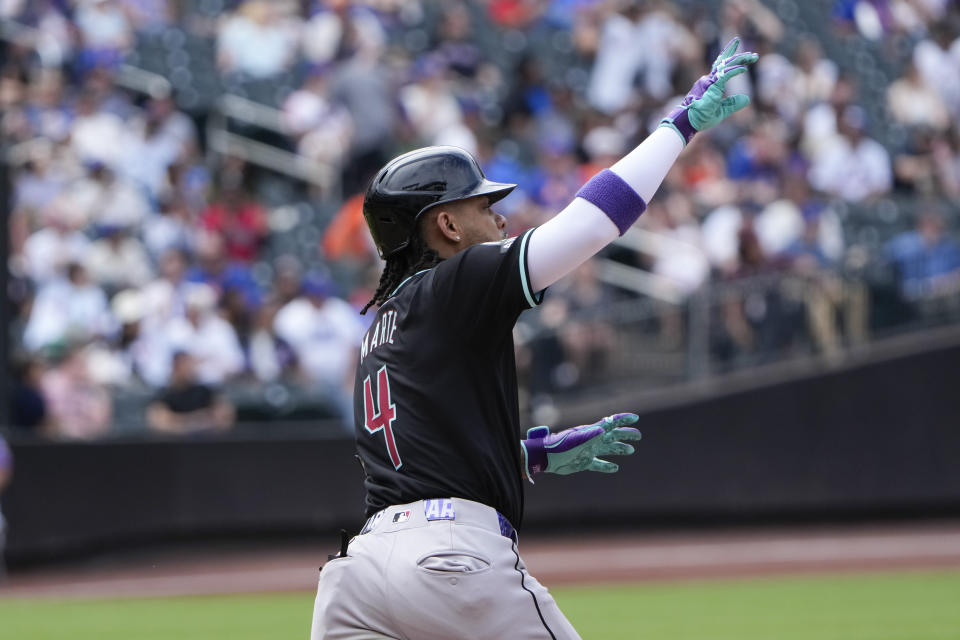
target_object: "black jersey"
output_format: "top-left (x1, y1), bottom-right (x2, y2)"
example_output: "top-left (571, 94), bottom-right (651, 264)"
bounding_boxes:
top-left (354, 228), bottom-right (544, 529)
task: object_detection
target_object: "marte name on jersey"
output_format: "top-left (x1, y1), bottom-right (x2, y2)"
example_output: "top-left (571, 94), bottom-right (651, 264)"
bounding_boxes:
top-left (360, 308), bottom-right (399, 363)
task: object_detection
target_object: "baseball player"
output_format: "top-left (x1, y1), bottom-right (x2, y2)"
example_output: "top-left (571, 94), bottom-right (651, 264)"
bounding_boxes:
top-left (311, 38), bottom-right (758, 639)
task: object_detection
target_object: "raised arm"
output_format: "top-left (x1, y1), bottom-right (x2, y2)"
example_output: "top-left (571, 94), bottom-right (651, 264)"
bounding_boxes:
top-left (527, 37), bottom-right (758, 293)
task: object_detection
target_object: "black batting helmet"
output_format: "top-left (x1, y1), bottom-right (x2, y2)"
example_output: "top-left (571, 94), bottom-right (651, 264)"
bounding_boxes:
top-left (362, 146), bottom-right (517, 259)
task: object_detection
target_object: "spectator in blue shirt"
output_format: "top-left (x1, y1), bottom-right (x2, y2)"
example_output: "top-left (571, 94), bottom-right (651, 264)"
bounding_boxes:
top-left (886, 212), bottom-right (960, 300)
top-left (783, 205), bottom-right (836, 270)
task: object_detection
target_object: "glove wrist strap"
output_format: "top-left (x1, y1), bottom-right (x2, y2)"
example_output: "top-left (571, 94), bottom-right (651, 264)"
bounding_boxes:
top-left (659, 106), bottom-right (697, 146)
top-left (520, 437), bottom-right (548, 476)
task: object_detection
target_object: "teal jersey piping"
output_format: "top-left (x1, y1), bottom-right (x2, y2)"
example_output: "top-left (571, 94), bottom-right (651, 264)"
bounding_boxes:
top-left (518, 229), bottom-right (543, 308)
top-left (390, 268), bottom-right (432, 298)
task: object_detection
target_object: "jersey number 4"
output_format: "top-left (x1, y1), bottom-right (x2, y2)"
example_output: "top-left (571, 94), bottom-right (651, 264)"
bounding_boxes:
top-left (363, 365), bottom-right (401, 469)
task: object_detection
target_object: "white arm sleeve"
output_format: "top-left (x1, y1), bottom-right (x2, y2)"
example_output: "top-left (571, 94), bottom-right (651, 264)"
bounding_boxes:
top-left (527, 127), bottom-right (684, 292)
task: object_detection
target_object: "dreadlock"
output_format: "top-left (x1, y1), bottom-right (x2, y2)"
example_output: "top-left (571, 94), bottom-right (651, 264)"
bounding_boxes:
top-left (361, 228), bottom-right (441, 314)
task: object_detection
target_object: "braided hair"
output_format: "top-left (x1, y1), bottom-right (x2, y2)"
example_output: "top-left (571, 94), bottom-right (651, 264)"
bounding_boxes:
top-left (361, 228), bottom-right (441, 314)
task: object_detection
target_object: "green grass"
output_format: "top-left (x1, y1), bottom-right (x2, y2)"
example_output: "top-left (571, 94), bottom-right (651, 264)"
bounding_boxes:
top-left (555, 571), bottom-right (960, 640)
top-left (1, 571), bottom-right (959, 639)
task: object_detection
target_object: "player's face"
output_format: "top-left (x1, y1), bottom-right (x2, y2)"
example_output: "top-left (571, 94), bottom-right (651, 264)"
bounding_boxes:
top-left (456, 196), bottom-right (507, 247)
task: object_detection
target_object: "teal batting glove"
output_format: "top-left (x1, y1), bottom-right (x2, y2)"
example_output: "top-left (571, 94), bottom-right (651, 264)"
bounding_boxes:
top-left (521, 413), bottom-right (642, 478)
top-left (659, 36), bottom-right (758, 146)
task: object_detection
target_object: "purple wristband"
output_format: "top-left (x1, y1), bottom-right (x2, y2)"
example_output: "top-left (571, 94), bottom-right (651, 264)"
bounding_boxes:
top-left (575, 169), bottom-right (647, 236)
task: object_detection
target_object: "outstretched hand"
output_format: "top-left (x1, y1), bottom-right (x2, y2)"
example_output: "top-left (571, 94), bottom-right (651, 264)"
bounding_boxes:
top-left (659, 36), bottom-right (759, 145)
top-left (521, 413), bottom-right (642, 478)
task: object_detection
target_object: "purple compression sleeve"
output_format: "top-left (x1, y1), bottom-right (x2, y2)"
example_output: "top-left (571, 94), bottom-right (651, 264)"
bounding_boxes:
top-left (575, 169), bottom-right (647, 236)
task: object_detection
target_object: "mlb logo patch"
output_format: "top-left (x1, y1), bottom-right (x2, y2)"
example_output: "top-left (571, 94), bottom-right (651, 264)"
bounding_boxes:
top-left (424, 499), bottom-right (456, 521)
top-left (392, 510), bottom-right (411, 524)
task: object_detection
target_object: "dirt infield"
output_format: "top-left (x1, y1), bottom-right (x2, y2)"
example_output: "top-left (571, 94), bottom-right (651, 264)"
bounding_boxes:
top-left (4, 521), bottom-right (960, 600)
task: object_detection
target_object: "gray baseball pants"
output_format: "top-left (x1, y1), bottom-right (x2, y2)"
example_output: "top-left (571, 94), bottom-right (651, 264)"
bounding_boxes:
top-left (310, 497), bottom-right (581, 639)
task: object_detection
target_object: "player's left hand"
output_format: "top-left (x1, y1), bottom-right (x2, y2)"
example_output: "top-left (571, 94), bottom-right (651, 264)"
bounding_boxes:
top-left (659, 36), bottom-right (759, 146)
top-left (521, 413), bottom-right (642, 478)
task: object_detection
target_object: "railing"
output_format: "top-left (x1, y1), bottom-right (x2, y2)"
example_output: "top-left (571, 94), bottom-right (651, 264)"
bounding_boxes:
top-left (205, 127), bottom-right (336, 192)
top-left (594, 228), bottom-right (693, 304)
top-left (515, 262), bottom-right (960, 420)
top-left (205, 94), bottom-right (340, 197)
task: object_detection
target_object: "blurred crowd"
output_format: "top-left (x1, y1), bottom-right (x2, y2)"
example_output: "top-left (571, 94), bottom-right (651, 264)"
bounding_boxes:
top-left (2, 0), bottom-right (959, 439)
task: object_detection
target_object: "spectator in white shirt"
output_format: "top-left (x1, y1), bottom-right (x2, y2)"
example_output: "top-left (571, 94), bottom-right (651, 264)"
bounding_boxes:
top-left (86, 225), bottom-right (153, 293)
top-left (69, 89), bottom-right (129, 167)
top-left (793, 38), bottom-right (838, 110)
top-left (701, 202), bottom-right (746, 273)
top-left (22, 196), bottom-right (91, 285)
top-left (301, 0), bottom-right (386, 65)
top-left (586, 6), bottom-right (642, 114)
top-left (645, 192), bottom-right (710, 297)
top-left (76, 0), bottom-right (131, 49)
top-left (31, 2), bottom-right (76, 69)
top-left (119, 95), bottom-right (194, 198)
top-left (808, 105), bottom-right (892, 202)
top-left (399, 55), bottom-right (469, 149)
top-left (75, 0), bottom-right (132, 69)
top-left (141, 247), bottom-right (191, 323)
top-left (636, 5), bottom-right (699, 102)
top-left (284, 72), bottom-right (354, 169)
top-left (162, 284), bottom-right (245, 386)
top-left (66, 162), bottom-right (152, 228)
top-left (887, 60), bottom-right (951, 132)
top-left (801, 74), bottom-right (857, 159)
top-left (12, 140), bottom-right (71, 221)
top-left (757, 172), bottom-right (845, 261)
top-left (85, 287), bottom-right (166, 388)
top-left (23, 262), bottom-right (112, 352)
top-left (217, 0), bottom-right (299, 79)
top-left (913, 25), bottom-right (960, 119)
top-left (274, 273), bottom-right (364, 421)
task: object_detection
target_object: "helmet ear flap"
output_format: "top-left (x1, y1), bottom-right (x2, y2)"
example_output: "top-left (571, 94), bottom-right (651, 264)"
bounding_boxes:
top-left (365, 210), bottom-right (412, 260)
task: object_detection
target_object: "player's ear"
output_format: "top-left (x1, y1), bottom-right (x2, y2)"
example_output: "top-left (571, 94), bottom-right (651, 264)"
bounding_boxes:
top-left (434, 209), bottom-right (462, 244)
